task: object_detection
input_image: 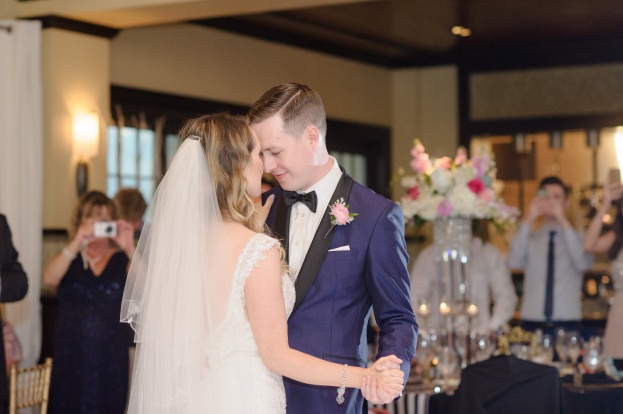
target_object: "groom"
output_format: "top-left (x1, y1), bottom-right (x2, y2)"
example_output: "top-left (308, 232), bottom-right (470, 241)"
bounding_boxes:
top-left (250, 83), bottom-right (417, 413)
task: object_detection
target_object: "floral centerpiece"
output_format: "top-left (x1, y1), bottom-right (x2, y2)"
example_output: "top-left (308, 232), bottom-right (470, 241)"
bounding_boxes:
top-left (396, 140), bottom-right (519, 233)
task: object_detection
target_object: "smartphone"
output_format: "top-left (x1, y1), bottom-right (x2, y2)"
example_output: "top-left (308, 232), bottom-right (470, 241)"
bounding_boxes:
top-left (609, 168), bottom-right (621, 184)
top-left (94, 221), bottom-right (117, 238)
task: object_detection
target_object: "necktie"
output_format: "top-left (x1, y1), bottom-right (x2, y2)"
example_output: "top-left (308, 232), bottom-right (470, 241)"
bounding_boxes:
top-left (283, 190), bottom-right (318, 213)
top-left (544, 230), bottom-right (556, 323)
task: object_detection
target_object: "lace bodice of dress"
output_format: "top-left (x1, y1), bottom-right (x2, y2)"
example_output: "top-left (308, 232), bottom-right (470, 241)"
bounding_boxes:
top-left (232, 233), bottom-right (296, 320)
top-left (611, 248), bottom-right (623, 291)
top-left (209, 233), bottom-right (295, 358)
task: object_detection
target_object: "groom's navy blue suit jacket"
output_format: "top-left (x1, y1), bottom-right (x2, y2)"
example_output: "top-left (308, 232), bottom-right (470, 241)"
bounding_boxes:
top-left (263, 171), bottom-right (418, 414)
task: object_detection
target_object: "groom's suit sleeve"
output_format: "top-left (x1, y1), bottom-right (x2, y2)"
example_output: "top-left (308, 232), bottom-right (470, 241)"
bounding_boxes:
top-left (366, 202), bottom-right (418, 380)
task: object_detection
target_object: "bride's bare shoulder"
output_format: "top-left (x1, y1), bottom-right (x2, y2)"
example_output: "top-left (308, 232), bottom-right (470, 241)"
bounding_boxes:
top-left (223, 222), bottom-right (264, 251)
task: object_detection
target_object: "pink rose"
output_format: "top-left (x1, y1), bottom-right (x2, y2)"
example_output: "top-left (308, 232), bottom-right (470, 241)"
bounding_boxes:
top-left (467, 177), bottom-right (485, 194)
top-left (410, 142), bottom-right (425, 158)
top-left (434, 157), bottom-right (452, 170)
top-left (331, 203), bottom-right (351, 225)
top-left (437, 199), bottom-right (453, 217)
top-left (478, 188), bottom-right (494, 203)
top-left (408, 186), bottom-right (420, 200)
top-left (454, 147), bottom-right (467, 165)
top-left (410, 153), bottom-right (431, 173)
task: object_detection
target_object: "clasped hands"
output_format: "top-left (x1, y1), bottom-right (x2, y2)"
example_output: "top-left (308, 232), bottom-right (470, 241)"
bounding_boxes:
top-left (361, 355), bottom-right (404, 404)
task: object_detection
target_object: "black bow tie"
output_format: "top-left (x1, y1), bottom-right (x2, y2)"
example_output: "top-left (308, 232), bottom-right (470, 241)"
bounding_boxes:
top-left (283, 190), bottom-right (318, 213)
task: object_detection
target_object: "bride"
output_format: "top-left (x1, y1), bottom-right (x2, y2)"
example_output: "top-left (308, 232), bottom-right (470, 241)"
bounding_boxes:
top-left (120, 113), bottom-right (404, 413)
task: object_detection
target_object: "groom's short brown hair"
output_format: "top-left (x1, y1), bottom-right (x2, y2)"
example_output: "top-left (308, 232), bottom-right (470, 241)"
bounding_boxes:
top-left (247, 83), bottom-right (327, 139)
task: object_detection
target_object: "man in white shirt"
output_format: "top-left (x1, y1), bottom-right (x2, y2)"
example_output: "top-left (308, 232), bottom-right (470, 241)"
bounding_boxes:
top-left (410, 223), bottom-right (517, 334)
top-left (507, 176), bottom-right (592, 334)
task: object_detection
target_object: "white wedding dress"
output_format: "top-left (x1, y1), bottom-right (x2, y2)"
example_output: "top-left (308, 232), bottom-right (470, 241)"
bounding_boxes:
top-left (207, 233), bottom-right (295, 413)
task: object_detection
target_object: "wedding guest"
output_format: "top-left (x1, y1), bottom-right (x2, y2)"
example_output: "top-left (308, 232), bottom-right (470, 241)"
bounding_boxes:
top-left (0, 214), bottom-right (28, 414)
top-left (583, 180), bottom-right (623, 357)
top-left (250, 83), bottom-right (417, 411)
top-left (43, 191), bottom-right (136, 414)
top-left (411, 219), bottom-right (517, 334)
top-left (113, 188), bottom-right (147, 237)
top-left (507, 176), bottom-right (592, 336)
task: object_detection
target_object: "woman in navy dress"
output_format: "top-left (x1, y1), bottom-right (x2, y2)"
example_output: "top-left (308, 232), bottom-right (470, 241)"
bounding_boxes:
top-left (43, 191), bottom-right (137, 413)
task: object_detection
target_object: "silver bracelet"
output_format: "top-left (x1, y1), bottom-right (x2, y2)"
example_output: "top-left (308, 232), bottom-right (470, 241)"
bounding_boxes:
top-left (336, 364), bottom-right (347, 405)
top-left (62, 247), bottom-right (76, 260)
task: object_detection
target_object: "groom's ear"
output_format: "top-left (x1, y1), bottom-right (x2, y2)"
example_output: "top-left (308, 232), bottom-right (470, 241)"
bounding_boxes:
top-left (305, 125), bottom-right (320, 148)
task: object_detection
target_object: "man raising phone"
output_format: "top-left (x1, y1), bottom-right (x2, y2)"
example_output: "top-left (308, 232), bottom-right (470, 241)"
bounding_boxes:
top-left (507, 176), bottom-right (593, 336)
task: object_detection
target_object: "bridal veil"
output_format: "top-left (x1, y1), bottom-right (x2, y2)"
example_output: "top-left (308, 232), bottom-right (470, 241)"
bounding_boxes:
top-left (120, 135), bottom-right (231, 413)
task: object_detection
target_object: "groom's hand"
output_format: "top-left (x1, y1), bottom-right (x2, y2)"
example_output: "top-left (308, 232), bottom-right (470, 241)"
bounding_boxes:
top-left (361, 355), bottom-right (404, 404)
top-left (255, 194), bottom-right (274, 225)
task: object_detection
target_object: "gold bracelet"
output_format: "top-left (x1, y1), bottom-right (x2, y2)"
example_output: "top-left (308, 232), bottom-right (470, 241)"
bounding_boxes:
top-left (336, 364), bottom-right (347, 405)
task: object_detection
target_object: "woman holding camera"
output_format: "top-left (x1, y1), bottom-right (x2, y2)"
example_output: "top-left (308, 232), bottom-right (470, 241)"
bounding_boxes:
top-left (43, 190), bottom-right (136, 414)
top-left (584, 179), bottom-right (623, 358)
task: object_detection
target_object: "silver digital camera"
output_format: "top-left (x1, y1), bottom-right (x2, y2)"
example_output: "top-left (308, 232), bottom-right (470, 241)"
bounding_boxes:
top-left (94, 221), bottom-right (117, 238)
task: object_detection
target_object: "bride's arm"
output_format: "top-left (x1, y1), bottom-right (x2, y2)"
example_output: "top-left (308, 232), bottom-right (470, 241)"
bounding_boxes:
top-left (245, 246), bottom-right (404, 394)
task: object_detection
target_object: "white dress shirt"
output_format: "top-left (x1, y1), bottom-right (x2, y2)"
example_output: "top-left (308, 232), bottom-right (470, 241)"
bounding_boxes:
top-left (410, 237), bottom-right (517, 333)
top-left (507, 222), bottom-right (593, 322)
top-left (288, 158), bottom-right (342, 275)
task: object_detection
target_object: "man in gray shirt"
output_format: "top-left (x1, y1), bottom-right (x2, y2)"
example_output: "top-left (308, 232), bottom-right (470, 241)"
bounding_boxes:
top-left (508, 176), bottom-right (592, 335)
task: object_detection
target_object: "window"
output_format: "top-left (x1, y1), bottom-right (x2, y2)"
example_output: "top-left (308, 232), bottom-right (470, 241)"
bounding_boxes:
top-left (106, 125), bottom-right (156, 204)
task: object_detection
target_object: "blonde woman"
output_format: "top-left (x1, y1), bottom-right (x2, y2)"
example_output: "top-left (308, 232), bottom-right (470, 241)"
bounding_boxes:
top-left (43, 191), bottom-right (136, 413)
top-left (121, 114), bottom-right (404, 414)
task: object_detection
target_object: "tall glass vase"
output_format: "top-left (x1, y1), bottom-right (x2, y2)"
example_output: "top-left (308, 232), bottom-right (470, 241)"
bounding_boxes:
top-left (433, 216), bottom-right (473, 368)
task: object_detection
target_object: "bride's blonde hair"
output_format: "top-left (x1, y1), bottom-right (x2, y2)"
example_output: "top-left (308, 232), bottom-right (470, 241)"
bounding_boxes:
top-left (178, 113), bottom-right (263, 233)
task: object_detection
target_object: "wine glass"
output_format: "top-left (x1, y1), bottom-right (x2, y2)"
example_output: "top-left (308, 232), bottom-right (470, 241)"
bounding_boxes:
top-left (567, 331), bottom-right (583, 368)
top-left (532, 330), bottom-right (554, 364)
top-left (555, 328), bottom-right (570, 371)
top-left (583, 336), bottom-right (604, 374)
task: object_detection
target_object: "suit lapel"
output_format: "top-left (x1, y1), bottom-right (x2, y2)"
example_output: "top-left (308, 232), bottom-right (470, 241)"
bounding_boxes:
top-left (293, 170), bottom-right (354, 310)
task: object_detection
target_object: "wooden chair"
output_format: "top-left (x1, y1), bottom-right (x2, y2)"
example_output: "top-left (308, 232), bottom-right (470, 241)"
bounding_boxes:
top-left (9, 358), bottom-right (52, 414)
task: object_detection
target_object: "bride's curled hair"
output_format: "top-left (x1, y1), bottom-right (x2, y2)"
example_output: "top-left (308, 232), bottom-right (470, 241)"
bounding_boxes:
top-left (178, 113), bottom-right (263, 233)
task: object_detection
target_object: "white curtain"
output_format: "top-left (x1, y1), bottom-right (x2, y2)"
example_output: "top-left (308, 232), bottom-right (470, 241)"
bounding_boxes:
top-left (0, 19), bottom-right (44, 370)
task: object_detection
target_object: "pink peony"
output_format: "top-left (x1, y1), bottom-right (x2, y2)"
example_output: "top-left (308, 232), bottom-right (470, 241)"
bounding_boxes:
top-left (467, 177), bottom-right (485, 194)
top-left (408, 186), bottom-right (420, 200)
top-left (434, 157), bottom-right (452, 170)
top-left (331, 203), bottom-right (351, 225)
top-left (437, 199), bottom-right (453, 217)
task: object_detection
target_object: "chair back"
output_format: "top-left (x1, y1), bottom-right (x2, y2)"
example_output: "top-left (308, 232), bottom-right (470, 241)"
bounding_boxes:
top-left (454, 355), bottom-right (562, 414)
top-left (9, 358), bottom-right (52, 414)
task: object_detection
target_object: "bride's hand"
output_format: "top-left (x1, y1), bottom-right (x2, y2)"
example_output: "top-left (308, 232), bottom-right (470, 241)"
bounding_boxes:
top-left (255, 194), bottom-right (274, 224)
top-left (361, 355), bottom-right (404, 403)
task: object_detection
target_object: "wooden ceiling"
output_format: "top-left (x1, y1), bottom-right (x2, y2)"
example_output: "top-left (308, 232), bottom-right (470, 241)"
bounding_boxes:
top-left (195, 0), bottom-right (623, 68)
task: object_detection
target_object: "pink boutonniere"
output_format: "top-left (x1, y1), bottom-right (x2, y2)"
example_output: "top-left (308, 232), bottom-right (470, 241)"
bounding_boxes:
top-left (325, 198), bottom-right (358, 238)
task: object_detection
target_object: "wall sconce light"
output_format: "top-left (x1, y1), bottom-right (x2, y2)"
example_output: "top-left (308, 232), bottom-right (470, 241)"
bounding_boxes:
top-left (549, 130), bottom-right (563, 149)
top-left (73, 113), bottom-right (99, 196)
top-left (586, 128), bottom-right (600, 148)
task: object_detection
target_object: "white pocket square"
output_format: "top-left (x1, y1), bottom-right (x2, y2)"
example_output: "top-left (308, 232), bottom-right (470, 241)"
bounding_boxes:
top-left (329, 245), bottom-right (350, 252)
